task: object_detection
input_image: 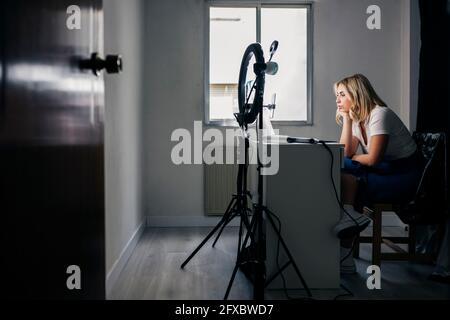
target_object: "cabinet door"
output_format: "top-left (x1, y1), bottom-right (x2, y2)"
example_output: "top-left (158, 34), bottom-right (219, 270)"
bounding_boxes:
top-left (1, 0), bottom-right (105, 299)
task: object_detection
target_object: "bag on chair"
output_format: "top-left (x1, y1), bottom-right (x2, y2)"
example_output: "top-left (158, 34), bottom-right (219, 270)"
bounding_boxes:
top-left (395, 133), bottom-right (449, 225)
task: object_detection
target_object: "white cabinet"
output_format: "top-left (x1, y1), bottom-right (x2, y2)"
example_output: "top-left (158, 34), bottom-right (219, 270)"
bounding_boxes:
top-left (263, 143), bottom-right (343, 289)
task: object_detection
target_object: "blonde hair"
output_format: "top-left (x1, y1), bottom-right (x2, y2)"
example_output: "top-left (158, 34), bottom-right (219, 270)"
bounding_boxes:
top-left (334, 74), bottom-right (387, 125)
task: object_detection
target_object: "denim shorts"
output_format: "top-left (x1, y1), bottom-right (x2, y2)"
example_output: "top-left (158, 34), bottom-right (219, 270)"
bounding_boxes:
top-left (342, 152), bottom-right (423, 212)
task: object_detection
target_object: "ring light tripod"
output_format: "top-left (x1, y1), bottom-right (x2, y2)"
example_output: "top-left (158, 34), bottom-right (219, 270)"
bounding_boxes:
top-left (181, 41), bottom-right (311, 300)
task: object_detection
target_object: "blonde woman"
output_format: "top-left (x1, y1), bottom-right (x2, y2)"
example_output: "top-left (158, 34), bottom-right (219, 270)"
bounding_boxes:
top-left (333, 74), bottom-right (422, 273)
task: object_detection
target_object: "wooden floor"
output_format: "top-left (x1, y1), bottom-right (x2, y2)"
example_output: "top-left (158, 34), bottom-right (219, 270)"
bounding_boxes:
top-left (108, 227), bottom-right (450, 300)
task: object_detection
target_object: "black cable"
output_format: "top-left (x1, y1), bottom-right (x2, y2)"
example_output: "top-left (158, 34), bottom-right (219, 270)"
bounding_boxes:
top-left (316, 140), bottom-right (361, 228)
top-left (316, 140), bottom-right (362, 263)
top-left (271, 209), bottom-right (355, 300)
top-left (316, 140), bottom-right (359, 300)
top-left (270, 210), bottom-right (294, 300)
top-left (317, 140), bottom-right (359, 262)
top-left (270, 203), bottom-right (354, 301)
top-left (333, 283), bottom-right (354, 300)
top-left (267, 209), bottom-right (314, 301)
top-left (340, 237), bottom-right (357, 263)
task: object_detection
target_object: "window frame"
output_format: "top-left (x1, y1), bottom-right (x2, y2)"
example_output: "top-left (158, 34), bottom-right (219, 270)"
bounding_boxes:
top-left (204, 0), bottom-right (313, 126)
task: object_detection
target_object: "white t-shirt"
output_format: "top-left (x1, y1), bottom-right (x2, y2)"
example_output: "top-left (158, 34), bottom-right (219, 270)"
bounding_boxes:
top-left (352, 105), bottom-right (417, 161)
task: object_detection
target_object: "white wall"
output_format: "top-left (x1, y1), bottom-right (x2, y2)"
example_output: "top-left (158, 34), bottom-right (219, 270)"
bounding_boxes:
top-left (283, 0), bottom-right (402, 139)
top-left (142, 0), bottom-right (420, 224)
top-left (143, 0), bottom-right (205, 221)
top-left (104, 0), bottom-right (145, 289)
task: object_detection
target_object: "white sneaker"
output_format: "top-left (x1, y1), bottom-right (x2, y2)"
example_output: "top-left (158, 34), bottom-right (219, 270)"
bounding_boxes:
top-left (333, 210), bottom-right (371, 239)
top-left (340, 246), bottom-right (357, 274)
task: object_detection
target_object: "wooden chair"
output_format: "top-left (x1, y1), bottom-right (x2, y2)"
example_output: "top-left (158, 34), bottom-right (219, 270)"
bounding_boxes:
top-left (353, 132), bottom-right (448, 266)
top-left (353, 204), bottom-right (417, 266)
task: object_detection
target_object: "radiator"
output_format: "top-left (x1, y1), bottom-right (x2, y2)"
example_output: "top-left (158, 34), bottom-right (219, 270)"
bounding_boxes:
top-left (204, 164), bottom-right (239, 215)
top-left (204, 142), bottom-right (257, 215)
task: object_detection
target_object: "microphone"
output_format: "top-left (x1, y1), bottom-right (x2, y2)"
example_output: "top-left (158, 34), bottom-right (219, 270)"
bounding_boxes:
top-left (287, 137), bottom-right (317, 144)
top-left (269, 40), bottom-right (279, 62)
top-left (265, 61), bottom-right (278, 75)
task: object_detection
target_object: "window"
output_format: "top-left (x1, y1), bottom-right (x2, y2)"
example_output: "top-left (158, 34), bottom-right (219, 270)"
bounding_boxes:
top-left (206, 2), bottom-right (312, 126)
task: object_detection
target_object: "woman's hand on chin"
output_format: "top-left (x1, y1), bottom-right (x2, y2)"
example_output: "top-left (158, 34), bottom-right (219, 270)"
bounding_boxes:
top-left (338, 110), bottom-right (351, 121)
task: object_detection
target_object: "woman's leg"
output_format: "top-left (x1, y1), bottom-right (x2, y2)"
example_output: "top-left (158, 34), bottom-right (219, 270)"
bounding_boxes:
top-left (336, 159), bottom-right (371, 240)
top-left (341, 173), bottom-right (359, 205)
top-left (341, 157), bottom-right (368, 210)
top-left (338, 162), bottom-right (371, 273)
top-left (341, 174), bottom-right (358, 248)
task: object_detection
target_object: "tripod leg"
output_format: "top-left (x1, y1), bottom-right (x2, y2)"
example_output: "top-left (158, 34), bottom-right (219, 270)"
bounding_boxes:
top-left (253, 208), bottom-right (265, 300)
top-left (213, 196), bottom-right (253, 247)
top-left (180, 197), bottom-right (237, 269)
top-left (264, 208), bottom-right (312, 298)
top-left (265, 262), bottom-right (290, 288)
top-left (238, 213), bottom-right (243, 256)
top-left (212, 208), bottom-right (239, 248)
top-left (240, 206), bottom-right (252, 231)
top-left (224, 213), bottom-right (257, 300)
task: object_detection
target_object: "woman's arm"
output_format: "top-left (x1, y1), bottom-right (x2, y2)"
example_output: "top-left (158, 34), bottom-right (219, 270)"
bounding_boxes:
top-left (339, 115), bottom-right (359, 157)
top-left (352, 134), bottom-right (388, 166)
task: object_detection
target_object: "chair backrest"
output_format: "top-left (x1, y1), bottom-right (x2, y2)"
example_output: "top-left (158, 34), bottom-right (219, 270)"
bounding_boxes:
top-left (396, 132), bottom-right (448, 224)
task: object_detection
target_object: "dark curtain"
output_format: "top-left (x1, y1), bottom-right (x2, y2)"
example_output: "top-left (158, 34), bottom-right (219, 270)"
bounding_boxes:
top-left (416, 0), bottom-right (450, 134)
top-left (417, 0), bottom-right (450, 187)
top-left (416, 0), bottom-right (450, 278)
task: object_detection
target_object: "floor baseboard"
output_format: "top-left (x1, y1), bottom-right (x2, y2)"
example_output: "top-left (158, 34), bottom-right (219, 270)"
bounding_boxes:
top-left (106, 221), bottom-right (145, 298)
top-left (146, 215), bottom-right (241, 227)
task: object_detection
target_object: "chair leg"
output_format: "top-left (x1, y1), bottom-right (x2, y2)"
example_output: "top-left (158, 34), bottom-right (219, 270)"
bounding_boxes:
top-left (408, 224), bottom-right (416, 259)
top-left (372, 206), bottom-right (382, 267)
top-left (353, 234), bottom-right (360, 258)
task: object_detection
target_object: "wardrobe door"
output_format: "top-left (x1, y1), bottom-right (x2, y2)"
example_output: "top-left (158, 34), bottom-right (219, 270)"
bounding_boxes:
top-left (1, 0), bottom-right (106, 299)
